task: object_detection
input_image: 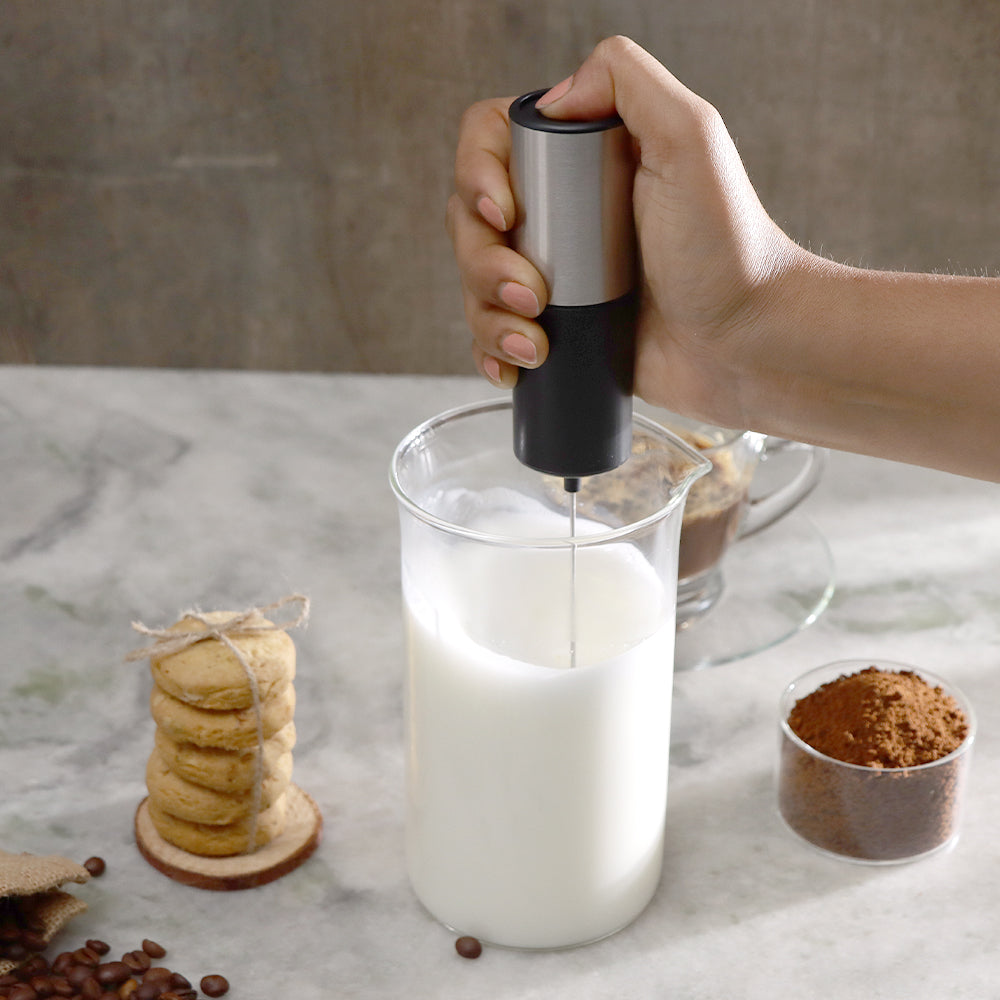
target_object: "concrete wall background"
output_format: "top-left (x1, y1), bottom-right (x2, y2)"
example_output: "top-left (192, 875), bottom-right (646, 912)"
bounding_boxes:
top-left (1, 1), bottom-right (998, 371)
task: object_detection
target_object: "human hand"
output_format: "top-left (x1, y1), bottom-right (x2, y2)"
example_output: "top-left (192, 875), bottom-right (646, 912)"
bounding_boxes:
top-left (446, 36), bottom-right (804, 426)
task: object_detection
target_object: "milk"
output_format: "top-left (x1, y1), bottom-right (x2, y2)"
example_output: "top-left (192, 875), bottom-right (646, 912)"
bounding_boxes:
top-left (403, 506), bottom-right (675, 950)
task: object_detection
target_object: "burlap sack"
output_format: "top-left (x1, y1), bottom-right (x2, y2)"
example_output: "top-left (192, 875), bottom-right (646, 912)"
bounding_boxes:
top-left (0, 849), bottom-right (90, 974)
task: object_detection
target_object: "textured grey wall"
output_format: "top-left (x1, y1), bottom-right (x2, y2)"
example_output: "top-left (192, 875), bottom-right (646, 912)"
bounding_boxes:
top-left (2, 1), bottom-right (998, 371)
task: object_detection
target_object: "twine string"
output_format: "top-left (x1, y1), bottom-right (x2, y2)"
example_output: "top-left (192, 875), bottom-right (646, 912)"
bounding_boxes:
top-left (127, 594), bottom-right (309, 855)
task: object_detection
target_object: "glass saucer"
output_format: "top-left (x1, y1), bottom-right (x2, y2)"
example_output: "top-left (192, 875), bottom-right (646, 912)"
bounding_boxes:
top-left (674, 512), bottom-right (835, 670)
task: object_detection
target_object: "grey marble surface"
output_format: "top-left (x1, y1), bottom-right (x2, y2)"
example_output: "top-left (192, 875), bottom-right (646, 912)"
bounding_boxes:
top-left (1, 366), bottom-right (999, 998)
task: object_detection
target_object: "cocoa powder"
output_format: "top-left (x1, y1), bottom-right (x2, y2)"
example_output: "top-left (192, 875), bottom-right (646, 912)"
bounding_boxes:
top-left (787, 666), bottom-right (968, 768)
top-left (778, 666), bottom-right (972, 862)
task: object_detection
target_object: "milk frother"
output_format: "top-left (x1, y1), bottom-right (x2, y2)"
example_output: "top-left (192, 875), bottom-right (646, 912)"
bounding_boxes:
top-left (508, 89), bottom-right (638, 492)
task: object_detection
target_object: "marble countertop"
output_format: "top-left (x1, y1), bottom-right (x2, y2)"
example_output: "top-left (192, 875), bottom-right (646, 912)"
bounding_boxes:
top-left (1, 366), bottom-right (998, 998)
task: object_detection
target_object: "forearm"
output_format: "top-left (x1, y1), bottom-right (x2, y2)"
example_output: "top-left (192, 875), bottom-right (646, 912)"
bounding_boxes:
top-left (740, 253), bottom-right (1000, 481)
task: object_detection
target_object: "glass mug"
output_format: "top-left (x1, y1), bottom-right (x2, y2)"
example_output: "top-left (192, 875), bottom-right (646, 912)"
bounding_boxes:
top-left (390, 399), bottom-right (710, 950)
top-left (663, 414), bottom-right (827, 627)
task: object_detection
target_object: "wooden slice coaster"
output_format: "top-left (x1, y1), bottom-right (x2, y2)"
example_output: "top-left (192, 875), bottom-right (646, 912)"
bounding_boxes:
top-left (134, 784), bottom-right (322, 891)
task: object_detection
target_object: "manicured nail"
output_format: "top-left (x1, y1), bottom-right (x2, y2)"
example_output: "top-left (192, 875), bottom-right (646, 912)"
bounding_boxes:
top-left (483, 355), bottom-right (504, 385)
top-left (536, 75), bottom-right (574, 108)
top-left (499, 282), bottom-right (540, 317)
top-left (501, 332), bottom-right (538, 366)
top-left (477, 195), bottom-right (507, 231)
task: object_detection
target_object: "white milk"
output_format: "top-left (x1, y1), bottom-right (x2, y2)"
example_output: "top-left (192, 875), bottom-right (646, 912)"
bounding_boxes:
top-left (403, 507), bottom-right (675, 949)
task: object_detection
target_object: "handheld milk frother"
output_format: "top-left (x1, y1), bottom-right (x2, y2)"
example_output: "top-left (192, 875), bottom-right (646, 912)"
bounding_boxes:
top-left (508, 89), bottom-right (638, 494)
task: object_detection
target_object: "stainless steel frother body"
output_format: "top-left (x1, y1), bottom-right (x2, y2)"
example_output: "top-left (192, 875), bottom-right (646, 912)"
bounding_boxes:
top-left (508, 89), bottom-right (637, 491)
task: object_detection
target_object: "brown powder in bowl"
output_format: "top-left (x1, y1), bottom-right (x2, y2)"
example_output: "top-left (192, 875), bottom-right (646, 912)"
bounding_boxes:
top-left (779, 665), bottom-right (973, 861)
top-left (787, 666), bottom-right (968, 768)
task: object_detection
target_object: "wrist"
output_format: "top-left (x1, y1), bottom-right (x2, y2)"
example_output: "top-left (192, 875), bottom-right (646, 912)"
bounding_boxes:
top-left (727, 242), bottom-right (845, 437)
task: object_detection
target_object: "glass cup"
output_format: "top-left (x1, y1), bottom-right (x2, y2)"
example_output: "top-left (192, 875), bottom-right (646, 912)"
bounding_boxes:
top-left (776, 659), bottom-right (976, 864)
top-left (652, 413), bottom-right (826, 627)
top-left (390, 399), bottom-right (710, 950)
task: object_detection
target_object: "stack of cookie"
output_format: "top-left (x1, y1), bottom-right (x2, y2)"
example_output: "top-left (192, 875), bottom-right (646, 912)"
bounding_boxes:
top-left (143, 612), bottom-right (297, 857)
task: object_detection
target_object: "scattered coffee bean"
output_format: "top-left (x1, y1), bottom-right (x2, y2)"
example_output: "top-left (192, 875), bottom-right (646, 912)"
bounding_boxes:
top-left (0, 920), bottom-right (233, 1000)
top-left (27, 975), bottom-right (53, 996)
top-left (455, 935), bottom-right (482, 959)
top-left (19, 934), bottom-right (45, 956)
top-left (81, 977), bottom-right (104, 1000)
top-left (139, 941), bottom-right (164, 960)
top-left (82, 857), bottom-right (106, 877)
top-left (132, 981), bottom-right (162, 1000)
top-left (121, 951), bottom-right (150, 974)
top-left (66, 964), bottom-right (96, 988)
top-left (200, 974), bottom-right (230, 997)
top-left (95, 962), bottom-right (132, 988)
top-left (50, 954), bottom-right (72, 977)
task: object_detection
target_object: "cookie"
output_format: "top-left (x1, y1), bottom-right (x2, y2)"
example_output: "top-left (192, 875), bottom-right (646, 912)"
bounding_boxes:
top-left (153, 723), bottom-right (295, 793)
top-left (150, 682), bottom-right (295, 750)
top-left (145, 747), bottom-right (290, 825)
top-left (146, 793), bottom-right (288, 857)
top-left (150, 612), bottom-right (296, 711)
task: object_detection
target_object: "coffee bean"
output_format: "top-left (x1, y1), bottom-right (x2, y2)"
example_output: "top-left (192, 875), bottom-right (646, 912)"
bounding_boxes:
top-left (95, 963), bottom-right (131, 988)
top-left (81, 976), bottom-right (104, 1000)
top-left (66, 965), bottom-right (96, 989)
top-left (199, 974), bottom-right (229, 997)
top-left (139, 941), bottom-right (165, 960)
top-left (82, 857), bottom-right (106, 877)
top-left (117, 980), bottom-right (138, 999)
top-left (454, 935), bottom-right (482, 959)
top-left (120, 952), bottom-right (150, 974)
top-left (18, 960), bottom-right (46, 981)
top-left (132, 981), bottom-right (162, 1000)
top-left (50, 954), bottom-right (73, 977)
top-left (27, 977), bottom-right (53, 998)
top-left (86, 941), bottom-right (110, 957)
top-left (19, 934), bottom-right (45, 956)
top-left (8, 983), bottom-right (38, 1000)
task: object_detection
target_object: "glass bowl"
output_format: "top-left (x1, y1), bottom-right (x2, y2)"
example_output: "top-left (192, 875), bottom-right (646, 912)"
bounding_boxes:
top-left (776, 659), bottom-right (976, 864)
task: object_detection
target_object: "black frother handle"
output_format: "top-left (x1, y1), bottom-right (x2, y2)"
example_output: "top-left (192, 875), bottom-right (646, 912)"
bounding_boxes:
top-left (512, 290), bottom-right (637, 484)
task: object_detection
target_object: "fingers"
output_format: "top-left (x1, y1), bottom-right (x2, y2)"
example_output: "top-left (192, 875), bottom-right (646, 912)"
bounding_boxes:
top-left (535, 36), bottom-right (715, 167)
top-left (453, 98), bottom-right (517, 232)
top-left (449, 99), bottom-right (552, 385)
top-left (445, 192), bottom-right (549, 382)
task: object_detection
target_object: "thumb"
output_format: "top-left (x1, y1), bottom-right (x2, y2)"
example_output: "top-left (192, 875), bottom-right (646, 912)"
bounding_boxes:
top-left (536, 36), bottom-right (706, 156)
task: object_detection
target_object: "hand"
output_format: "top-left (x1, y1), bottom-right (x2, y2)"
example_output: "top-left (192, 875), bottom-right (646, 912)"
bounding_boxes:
top-left (446, 35), bottom-right (804, 426)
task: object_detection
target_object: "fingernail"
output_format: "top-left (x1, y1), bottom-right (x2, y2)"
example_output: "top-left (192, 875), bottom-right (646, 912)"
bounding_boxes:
top-left (483, 355), bottom-right (504, 385)
top-left (499, 282), bottom-right (540, 317)
top-left (477, 195), bottom-right (507, 231)
top-left (536, 75), bottom-right (574, 108)
top-left (501, 332), bottom-right (538, 366)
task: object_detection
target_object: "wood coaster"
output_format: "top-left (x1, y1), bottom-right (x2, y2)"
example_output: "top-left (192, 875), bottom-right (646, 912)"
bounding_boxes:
top-left (134, 784), bottom-right (322, 891)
